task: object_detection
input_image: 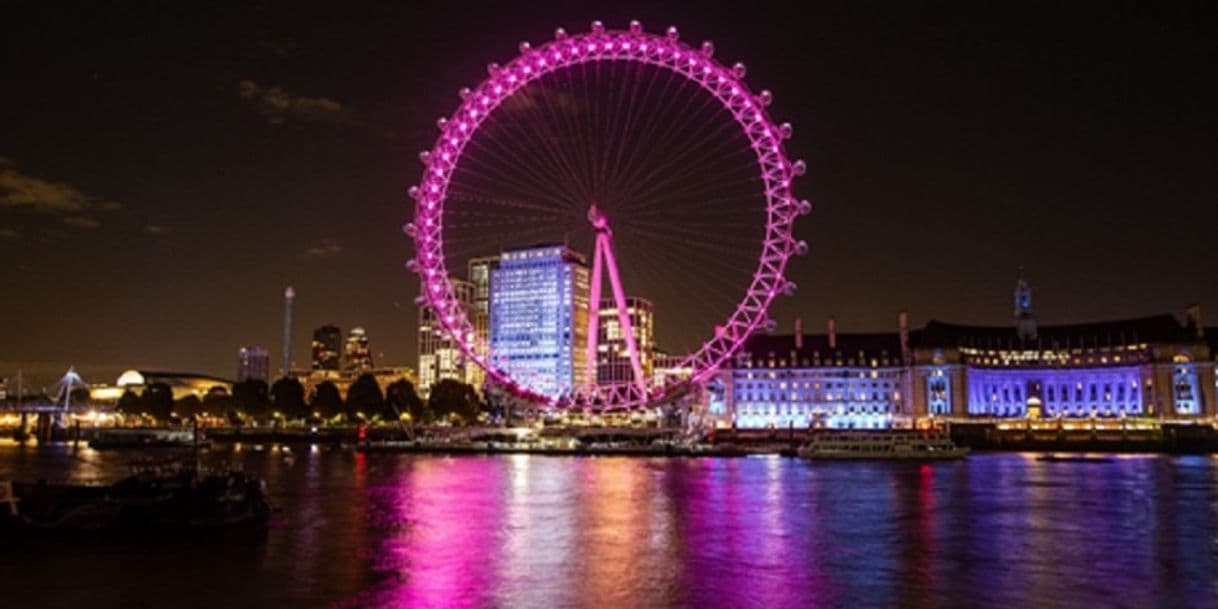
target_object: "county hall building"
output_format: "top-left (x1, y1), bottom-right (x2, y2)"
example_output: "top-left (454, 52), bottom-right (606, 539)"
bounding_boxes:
top-left (713, 279), bottom-right (1216, 429)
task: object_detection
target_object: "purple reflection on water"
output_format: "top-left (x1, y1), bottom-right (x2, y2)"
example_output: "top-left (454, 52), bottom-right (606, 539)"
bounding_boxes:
top-left (337, 454), bottom-right (1218, 609)
top-left (0, 444), bottom-right (1216, 609)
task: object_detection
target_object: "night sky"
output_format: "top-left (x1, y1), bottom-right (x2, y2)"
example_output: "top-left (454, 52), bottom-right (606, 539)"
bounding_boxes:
top-left (2, 2), bottom-right (1214, 388)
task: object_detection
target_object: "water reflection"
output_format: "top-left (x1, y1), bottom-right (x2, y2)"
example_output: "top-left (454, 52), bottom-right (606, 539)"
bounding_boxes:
top-left (0, 444), bottom-right (1215, 609)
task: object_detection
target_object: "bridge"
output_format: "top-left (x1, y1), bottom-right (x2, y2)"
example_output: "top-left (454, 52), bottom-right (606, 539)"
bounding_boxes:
top-left (2, 368), bottom-right (96, 441)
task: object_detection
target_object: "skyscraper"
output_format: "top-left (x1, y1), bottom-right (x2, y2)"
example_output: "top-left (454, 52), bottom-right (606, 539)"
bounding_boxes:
top-left (281, 286), bottom-right (295, 375)
top-left (596, 296), bottom-right (655, 385)
top-left (311, 325), bottom-right (342, 371)
top-left (345, 327), bottom-right (374, 371)
top-left (237, 346), bottom-right (271, 382)
top-left (418, 278), bottom-right (476, 396)
top-left (466, 255), bottom-right (500, 391)
top-left (489, 245), bottom-right (589, 398)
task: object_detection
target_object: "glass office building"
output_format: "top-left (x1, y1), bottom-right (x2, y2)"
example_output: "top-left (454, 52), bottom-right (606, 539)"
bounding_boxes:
top-left (489, 245), bottom-right (589, 398)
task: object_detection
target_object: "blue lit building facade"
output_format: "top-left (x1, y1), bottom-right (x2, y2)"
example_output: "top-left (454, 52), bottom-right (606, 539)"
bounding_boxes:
top-left (720, 318), bottom-right (914, 430)
top-left (714, 283), bottom-right (1216, 429)
top-left (910, 290), bottom-right (1215, 420)
top-left (489, 245), bottom-right (589, 398)
top-left (911, 314), bottom-right (1214, 420)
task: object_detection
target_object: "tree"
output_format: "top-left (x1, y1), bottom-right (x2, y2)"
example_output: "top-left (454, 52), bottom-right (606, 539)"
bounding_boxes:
top-left (232, 378), bottom-right (271, 417)
top-left (427, 378), bottom-right (481, 424)
top-left (116, 389), bottom-right (142, 414)
top-left (386, 379), bottom-right (427, 422)
top-left (64, 387), bottom-right (91, 407)
top-left (345, 373), bottom-right (385, 421)
top-left (203, 387), bottom-right (234, 418)
top-left (175, 394), bottom-right (203, 417)
top-left (311, 381), bottom-right (343, 419)
top-left (141, 382), bottom-right (174, 420)
top-left (271, 377), bottom-right (309, 420)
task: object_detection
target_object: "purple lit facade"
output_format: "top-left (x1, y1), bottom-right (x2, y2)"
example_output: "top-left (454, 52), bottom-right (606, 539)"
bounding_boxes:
top-left (912, 314), bottom-right (1213, 420)
top-left (715, 286), bottom-right (1216, 429)
top-left (488, 245), bottom-right (589, 399)
top-left (723, 329), bottom-right (910, 430)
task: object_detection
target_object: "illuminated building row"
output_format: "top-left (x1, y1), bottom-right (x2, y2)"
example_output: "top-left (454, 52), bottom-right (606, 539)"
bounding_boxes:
top-left (711, 281), bottom-right (1217, 429)
top-left (311, 325), bottom-right (376, 374)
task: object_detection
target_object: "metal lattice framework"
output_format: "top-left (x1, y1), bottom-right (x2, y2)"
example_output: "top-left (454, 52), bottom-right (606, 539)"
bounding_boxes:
top-left (406, 20), bottom-right (809, 409)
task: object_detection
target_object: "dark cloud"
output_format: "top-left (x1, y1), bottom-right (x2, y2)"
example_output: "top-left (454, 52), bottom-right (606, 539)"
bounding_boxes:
top-left (0, 161), bottom-right (123, 217)
top-left (238, 80), bottom-right (344, 124)
top-left (1, 168), bottom-right (94, 214)
top-left (63, 216), bottom-right (101, 229)
top-left (305, 238), bottom-right (343, 257)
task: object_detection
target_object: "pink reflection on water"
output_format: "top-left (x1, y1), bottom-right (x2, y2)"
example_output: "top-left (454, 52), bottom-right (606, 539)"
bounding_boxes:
top-left (376, 457), bottom-right (506, 608)
top-left (347, 457), bottom-right (836, 608)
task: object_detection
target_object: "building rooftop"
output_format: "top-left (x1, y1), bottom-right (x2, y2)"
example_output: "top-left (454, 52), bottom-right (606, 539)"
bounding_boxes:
top-left (117, 370), bottom-right (233, 387)
top-left (741, 332), bottom-right (905, 361)
top-left (917, 314), bottom-right (1195, 349)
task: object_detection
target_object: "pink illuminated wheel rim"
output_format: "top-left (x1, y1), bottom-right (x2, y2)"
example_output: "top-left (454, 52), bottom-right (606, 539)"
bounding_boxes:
top-left (406, 21), bottom-right (809, 409)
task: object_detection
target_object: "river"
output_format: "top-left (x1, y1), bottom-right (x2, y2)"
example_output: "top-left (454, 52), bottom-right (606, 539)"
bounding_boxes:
top-left (1, 442), bottom-right (1216, 608)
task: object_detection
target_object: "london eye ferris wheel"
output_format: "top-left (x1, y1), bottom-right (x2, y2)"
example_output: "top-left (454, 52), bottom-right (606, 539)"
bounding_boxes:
top-left (406, 20), bottom-right (809, 410)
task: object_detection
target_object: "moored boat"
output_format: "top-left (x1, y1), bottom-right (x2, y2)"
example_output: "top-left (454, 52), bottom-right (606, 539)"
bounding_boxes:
top-left (89, 428), bottom-right (209, 450)
top-left (797, 430), bottom-right (969, 460)
top-left (0, 464), bottom-right (271, 533)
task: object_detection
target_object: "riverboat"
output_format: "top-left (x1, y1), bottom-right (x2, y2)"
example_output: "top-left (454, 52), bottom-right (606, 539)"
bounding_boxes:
top-left (89, 428), bottom-right (209, 450)
top-left (797, 430), bottom-right (969, 460)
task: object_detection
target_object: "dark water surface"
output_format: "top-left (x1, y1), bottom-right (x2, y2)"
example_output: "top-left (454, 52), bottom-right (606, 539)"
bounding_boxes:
top-left (2, 442), bottom-right (1216, 609)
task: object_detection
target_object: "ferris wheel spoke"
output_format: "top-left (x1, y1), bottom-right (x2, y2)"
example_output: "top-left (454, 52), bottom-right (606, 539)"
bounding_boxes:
top-left (625, 179), bottom-right (762, 219)
top-left (464, 117), bottom-right (586, 211)
top-left (602, 65), bottom-right (685, 203)
top-left (609, 77), bottom-right (721, 204)
top-left (456, 139), bottom-right (570, 202)
top-left (615, 77), bottom-right (729, 198)
top-left (618, 242), bottom-right (744, 352)
top-left (498, 83), bottom-right (595, 205)
top-left (618, 126), bottom-right (754, 209)
top-left (618, 227), bottom-right (758, 288)
top-left (601, 61), bottom-right (667, 205)
top-left (597, 58), bottom-right (642, 199)
top-left (628, 196), bottom-right (763, 219)
top-left (455, 141), bottom-right (580, 213)
top-left (579, 59), bottom-right (605, 197)
top-left (618, 224), bottom-right (762, 266)
top-left (443, 215), bottom-right (567, 231)
top-left (472, 86), bottom-right (600, 209)
top-left (628, 183), bottom-right (760, 215)
top-left (446, 190), bottom-right (576, 217)
top-left (625, 157), bottom-right (761, 210)
top-left (440, 220), bottom-right (576, 263)
top-left (551, 60), bottom-right (599, 201)
top-left (628, 238), bottom-right (760, 290)
top-left (617, 218), bottom-right (763, 248)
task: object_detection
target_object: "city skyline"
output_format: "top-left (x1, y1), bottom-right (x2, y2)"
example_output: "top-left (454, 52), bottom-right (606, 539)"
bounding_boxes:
top-left (2, 3), bottom-right (1215, 387)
